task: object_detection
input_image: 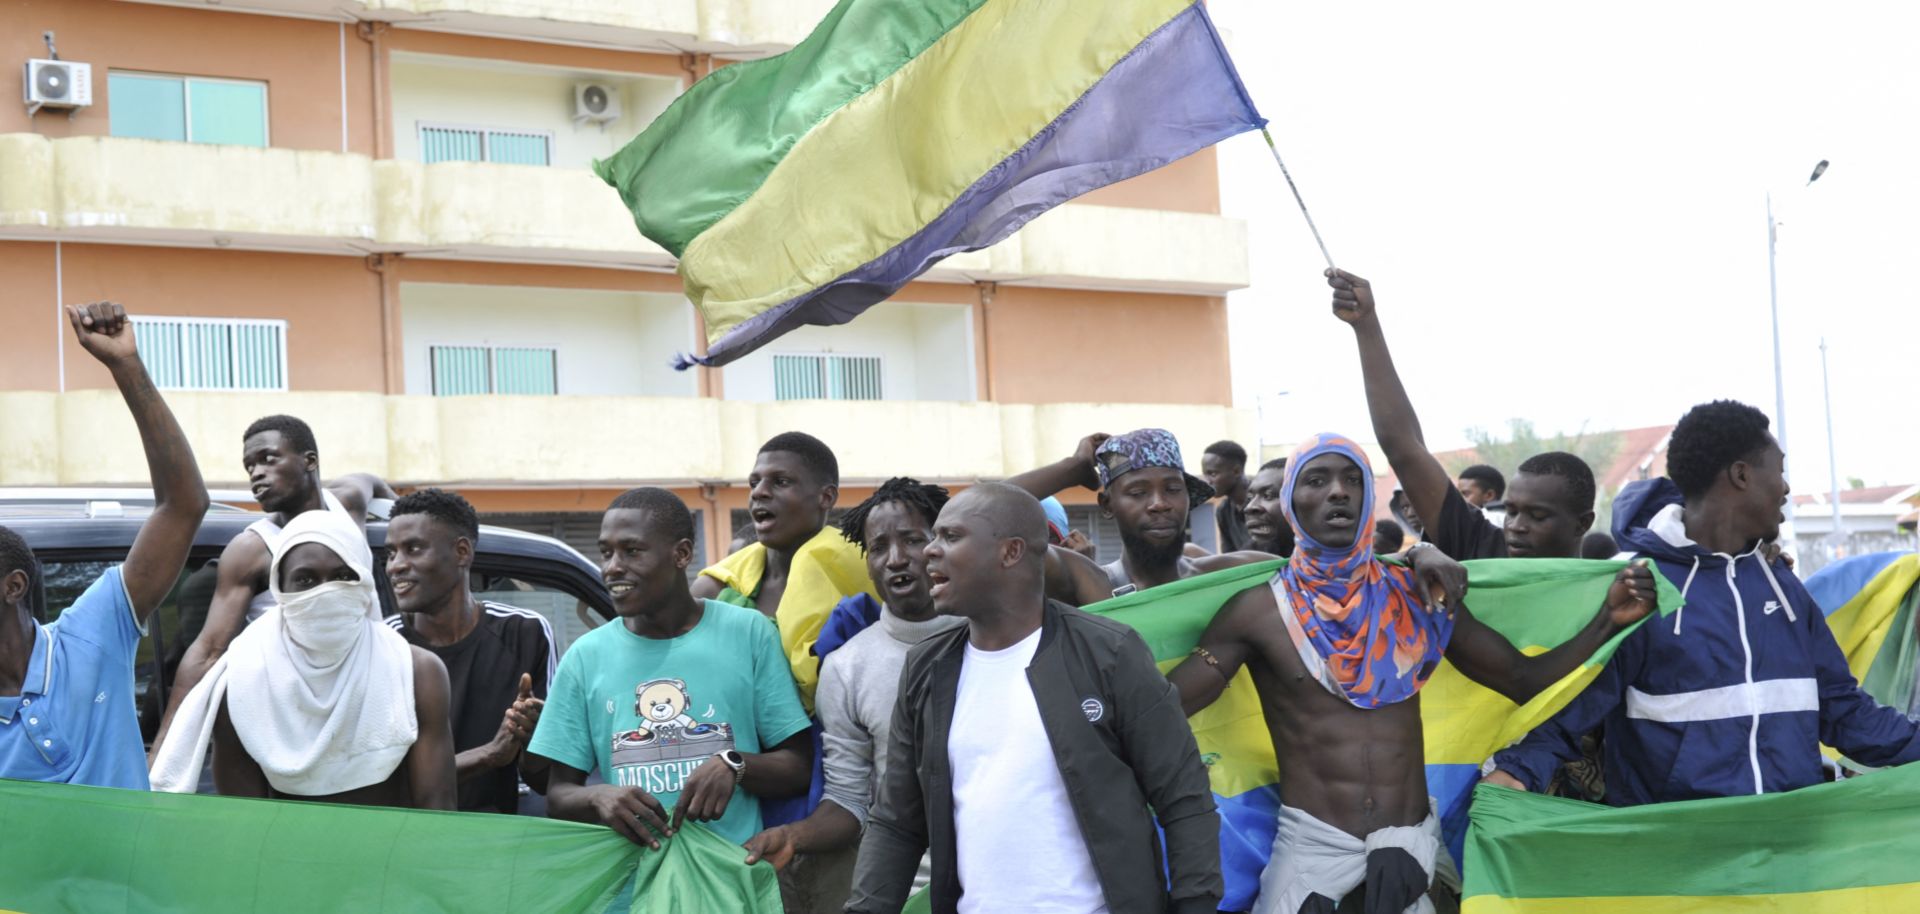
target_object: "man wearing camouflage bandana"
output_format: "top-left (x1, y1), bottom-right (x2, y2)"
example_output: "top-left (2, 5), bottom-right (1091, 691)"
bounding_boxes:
top-left (1010, 429), bottom-right (1276, 601)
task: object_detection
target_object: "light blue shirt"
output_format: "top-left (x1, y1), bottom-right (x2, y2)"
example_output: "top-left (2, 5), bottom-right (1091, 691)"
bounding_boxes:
top-left (0, 567), bottom-right (149, 790)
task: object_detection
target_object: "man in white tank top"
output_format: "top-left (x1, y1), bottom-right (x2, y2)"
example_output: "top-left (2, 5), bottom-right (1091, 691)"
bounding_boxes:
top-left (150, 414), bottom-right (393, 763)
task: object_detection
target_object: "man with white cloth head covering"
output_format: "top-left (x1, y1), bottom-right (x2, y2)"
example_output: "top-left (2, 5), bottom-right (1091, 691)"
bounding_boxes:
top-left (151, 510), bottom-right (455, 809)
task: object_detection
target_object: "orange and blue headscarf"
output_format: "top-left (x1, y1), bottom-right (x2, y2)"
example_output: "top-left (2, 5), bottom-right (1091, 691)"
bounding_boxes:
top-left (1276, 433), bottom-right (1454, 709)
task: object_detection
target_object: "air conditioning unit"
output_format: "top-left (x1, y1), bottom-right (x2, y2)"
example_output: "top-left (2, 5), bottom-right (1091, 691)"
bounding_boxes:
top-left (24, 59), bottom-right (92, 109)
top-left (573, 82), bottom-right (620, 124)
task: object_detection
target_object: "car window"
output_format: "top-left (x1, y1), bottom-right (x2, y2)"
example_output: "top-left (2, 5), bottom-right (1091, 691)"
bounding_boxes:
top-left (472, 571), bottom-right (600, 656)
top-left (39, 557), bottom-right (218, 747)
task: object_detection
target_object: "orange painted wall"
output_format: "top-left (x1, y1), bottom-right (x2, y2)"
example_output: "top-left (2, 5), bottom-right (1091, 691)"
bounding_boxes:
top-left (1079, 147), bottom-right (1221, 214)
top-left (0, 242), bottom-right (60, 391)
top-left (3, 0), bottom-right (374, 155)
top-left (983, 286), bottom-right (1232, 406)
top-left (50, 244), bottom-right (385, 393)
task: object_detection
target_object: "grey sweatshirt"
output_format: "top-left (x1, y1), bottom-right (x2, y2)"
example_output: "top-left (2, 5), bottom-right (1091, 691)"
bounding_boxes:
top-left (817, 609), bottom-right (964, 824)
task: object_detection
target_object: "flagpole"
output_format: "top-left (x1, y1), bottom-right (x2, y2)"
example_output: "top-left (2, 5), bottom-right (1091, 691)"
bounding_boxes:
top-left (1261, 127), bottom-right (1334, 269)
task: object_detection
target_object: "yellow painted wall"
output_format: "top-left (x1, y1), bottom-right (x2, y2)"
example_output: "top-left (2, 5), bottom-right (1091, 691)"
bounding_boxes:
top-left (0, 390), bottom-right (1253, 491)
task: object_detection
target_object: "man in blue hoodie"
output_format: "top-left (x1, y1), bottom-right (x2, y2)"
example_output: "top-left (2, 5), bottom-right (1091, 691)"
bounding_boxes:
top-left (1484, 400), bottom-right (1920, 804)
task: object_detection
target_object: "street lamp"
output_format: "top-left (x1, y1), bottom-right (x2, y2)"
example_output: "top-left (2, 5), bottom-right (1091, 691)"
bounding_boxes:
top-left (1766, 158), bottom-right (1829, 540)
top-left (1821, 337), bottom-right (1843, 539)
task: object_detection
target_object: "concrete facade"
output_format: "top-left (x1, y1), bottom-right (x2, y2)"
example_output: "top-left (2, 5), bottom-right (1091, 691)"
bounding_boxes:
top-left (2, 0), bottom-right (1252, 563)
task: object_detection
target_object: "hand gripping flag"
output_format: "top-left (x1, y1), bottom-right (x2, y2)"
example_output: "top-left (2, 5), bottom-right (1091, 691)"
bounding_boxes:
top-left (596, 0), bottom-right (1264, 368)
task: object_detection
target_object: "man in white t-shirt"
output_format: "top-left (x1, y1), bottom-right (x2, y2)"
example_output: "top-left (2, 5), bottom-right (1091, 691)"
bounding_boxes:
top-left (847, 483), bottom-right (1221, 914)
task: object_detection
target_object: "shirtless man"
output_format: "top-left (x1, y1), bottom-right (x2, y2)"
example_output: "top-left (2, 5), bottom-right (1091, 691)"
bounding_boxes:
top-left (1014, 428), bottom-right (1275, 603)
top-left (154, 415), bottom-right (393, 754)
top-left (1168, 434), bottom-right (1654, 913)
top-left (151, 510), bottom-right (455, 810)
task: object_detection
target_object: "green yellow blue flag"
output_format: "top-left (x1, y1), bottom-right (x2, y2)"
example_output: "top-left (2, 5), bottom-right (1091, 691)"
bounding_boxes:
top-left (1463, 764), bottom-right (1920, 911)
top-left (596, 0), bottom-right (1263, 368)
top-left (1806, 552), bottom-right (1920, 743)
top-left (0, 779), bottom-right (779, 913)
top-left (1082, 558), bottom-right (1681, 910)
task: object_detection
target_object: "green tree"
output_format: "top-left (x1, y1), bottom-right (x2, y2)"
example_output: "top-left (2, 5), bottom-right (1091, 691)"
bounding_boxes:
top-left (1444, 419), bottom-right (1624, 532)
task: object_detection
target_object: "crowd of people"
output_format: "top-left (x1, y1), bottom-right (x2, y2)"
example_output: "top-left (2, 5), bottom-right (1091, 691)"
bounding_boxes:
top-left (6, 270), bottom-right (1919, 914)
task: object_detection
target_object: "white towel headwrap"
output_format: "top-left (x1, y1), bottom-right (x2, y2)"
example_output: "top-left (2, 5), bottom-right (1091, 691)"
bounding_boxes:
top-left (151, 509), bottom-right (416, 796)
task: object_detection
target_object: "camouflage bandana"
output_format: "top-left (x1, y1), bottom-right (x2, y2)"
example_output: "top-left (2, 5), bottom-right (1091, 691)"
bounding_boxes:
top-left (1094, 429), bottom-right (1216, 508)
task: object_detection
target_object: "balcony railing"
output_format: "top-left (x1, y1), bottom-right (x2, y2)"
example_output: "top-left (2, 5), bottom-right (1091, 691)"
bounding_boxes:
top-left (1, 134), bottom-right (1249, 294)
top-left (0, 390), bottom-right (1256, 489)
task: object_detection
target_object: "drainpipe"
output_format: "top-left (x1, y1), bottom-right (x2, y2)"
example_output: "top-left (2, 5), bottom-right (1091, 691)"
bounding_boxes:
top-left (366, 253), bottom-right (402, 393)
top-left (700, 482), bottom-right (722, 566)
top-left (356, 21), bottom-right (392, 159)
top-left (976, 281), bottom-right (998, 401)
top-left (679, 52), bottom-right (713, 90)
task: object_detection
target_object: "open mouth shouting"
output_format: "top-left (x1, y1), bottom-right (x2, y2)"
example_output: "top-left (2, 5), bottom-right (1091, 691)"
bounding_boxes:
top-left (885, 571), bottom-right (922, 599)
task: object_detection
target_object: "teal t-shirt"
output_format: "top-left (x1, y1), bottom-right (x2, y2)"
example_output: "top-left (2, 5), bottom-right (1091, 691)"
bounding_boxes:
top-left (529, 600), bottom-right (809, 845)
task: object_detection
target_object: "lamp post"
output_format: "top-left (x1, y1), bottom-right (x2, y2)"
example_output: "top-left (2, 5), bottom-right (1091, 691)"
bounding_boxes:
top-left (1766, 159), bottom-right (1829, 541)
top-left (1821, 337), bottom-right (1844, 539)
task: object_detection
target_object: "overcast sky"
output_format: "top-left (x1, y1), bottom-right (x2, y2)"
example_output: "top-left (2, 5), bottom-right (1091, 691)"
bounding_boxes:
top-left (1209, 1), bottom-right (1919, 492)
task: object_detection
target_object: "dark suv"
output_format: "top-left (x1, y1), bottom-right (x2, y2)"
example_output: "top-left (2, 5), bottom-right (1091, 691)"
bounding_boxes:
top-left (3, 502), bottom-right (614, 748)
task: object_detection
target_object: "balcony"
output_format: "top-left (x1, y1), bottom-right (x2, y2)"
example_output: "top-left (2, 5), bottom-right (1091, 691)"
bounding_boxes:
top-left (0, 390), bottom-right (1256, 489)
top-left (0, 134), bottom-right (1249, 294)
top-left (145, 0), bottom-right (836, 57)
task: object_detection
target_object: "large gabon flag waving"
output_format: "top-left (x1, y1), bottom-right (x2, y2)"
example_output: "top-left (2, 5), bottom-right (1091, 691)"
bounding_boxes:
top-left (596, 0), bottom-right (1265, 368)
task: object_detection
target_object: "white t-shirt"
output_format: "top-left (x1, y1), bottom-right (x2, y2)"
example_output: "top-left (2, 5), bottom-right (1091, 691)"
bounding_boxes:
top-left (948, 628), bottom-right (1106, 914)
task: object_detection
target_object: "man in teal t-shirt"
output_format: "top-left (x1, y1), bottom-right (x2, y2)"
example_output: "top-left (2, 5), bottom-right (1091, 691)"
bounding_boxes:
top-left (531, 487), bottom-right (811, 849)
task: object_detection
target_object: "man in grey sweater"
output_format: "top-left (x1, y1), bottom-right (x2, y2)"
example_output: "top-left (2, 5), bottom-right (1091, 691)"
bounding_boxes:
top-left (744, 478), bottom-right (960, 908)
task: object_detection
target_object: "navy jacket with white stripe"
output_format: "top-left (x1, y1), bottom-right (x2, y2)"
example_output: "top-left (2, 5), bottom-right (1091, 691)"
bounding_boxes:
top-left (1493, 478), bottom-right (1920, 805)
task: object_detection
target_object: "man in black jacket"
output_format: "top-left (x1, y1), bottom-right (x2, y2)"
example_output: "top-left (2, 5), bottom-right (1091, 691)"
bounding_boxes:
top-left (846, 483), bottom-right (1221, 914)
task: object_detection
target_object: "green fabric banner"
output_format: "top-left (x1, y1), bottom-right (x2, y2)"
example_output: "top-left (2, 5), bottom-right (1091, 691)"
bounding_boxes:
top-left (0, 779), bottom-right (780, 914)
top-left (1463, 764), bottom-right (1920, 911)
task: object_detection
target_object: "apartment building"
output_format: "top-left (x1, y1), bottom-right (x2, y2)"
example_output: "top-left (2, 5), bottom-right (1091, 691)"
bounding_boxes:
top-left (0, 0), bottom-right (1254, 566)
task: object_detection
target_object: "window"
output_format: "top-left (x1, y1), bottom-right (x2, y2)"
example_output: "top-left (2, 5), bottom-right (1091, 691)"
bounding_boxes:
top-left (131, 316), bottom-right (287, 391)
top-left (418, 123), bottom-right (553, 166)
top-left (772, 354), bottom-right (883, 401)
top-left (40, 556), bottom-right (219, 747)
top-left (108, 72), bottom-right (268, 147)
top-left (430, 345), bottom-right (558, 396)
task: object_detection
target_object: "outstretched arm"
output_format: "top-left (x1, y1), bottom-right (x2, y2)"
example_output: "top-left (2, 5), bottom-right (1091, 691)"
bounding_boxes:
top-left (326, 473), bottom-right (396, 523)
top-left (1328, 270), bottom-right (1453, 534)
top-left (68, 303), bottom-right (210, 623)
top-left (1005, 433), bottom-right (1109, 500)
top-left (1446, 562), bottom-right (1656, 705)
top-left (1166, 585), bottom-right (1273, 716)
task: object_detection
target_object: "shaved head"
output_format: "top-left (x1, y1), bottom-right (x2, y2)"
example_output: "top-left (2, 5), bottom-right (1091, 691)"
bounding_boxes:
top-left (927, 482), bottom-right (1051, 621)
top-left (952, 483), bottom-right (1048, 562)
